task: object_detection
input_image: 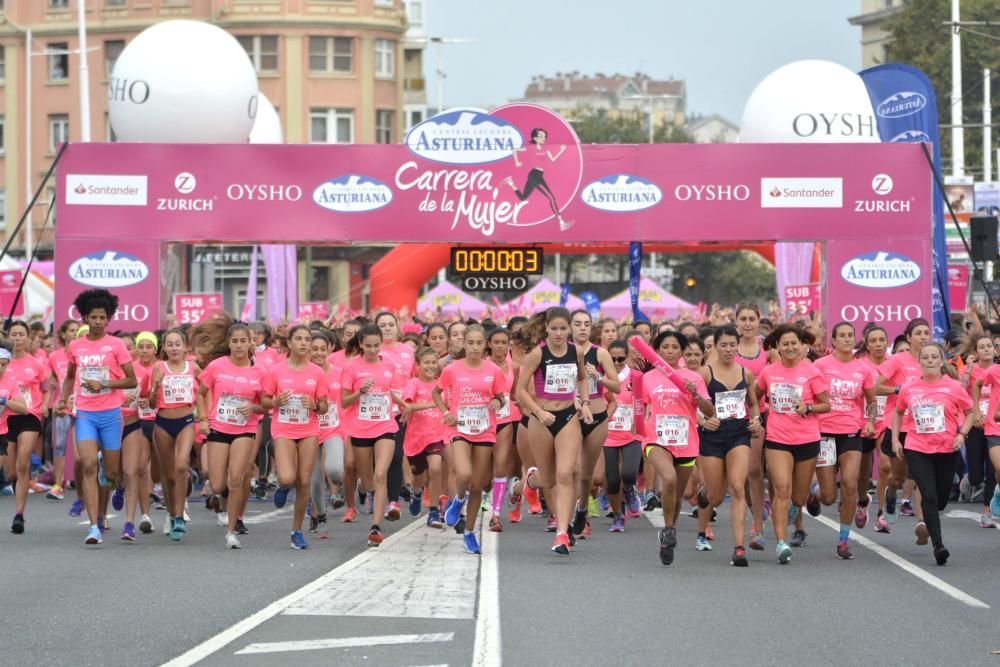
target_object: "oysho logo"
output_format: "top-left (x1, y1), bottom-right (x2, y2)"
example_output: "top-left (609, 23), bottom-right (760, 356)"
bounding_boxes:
top-left (404, 108), bottom-right (524, 165)
top-left (871, 174), bottom-right (894, 195)
top-left (158, 172), bottom-right (214, 212)
top-left (313, 175), bottom-right (393, 213)
top-left (227, 184), bottom-right (303, 202)
top-left (174, 173), bottom-right (196, 194)
top-left (65, 174), bottom-right (148, 207)
top-left (68, 251), bottom-right (149, 288)
top-left (877, 92), bottom-right (927, 119)
top-left (840, 251), bottom-right (921, 288)
top-left (581, 175), bottom-right (662, 212)
top-left (674, 184), bottom-right (750, 202)
top-left (760, 178), bottom-right (843, 208)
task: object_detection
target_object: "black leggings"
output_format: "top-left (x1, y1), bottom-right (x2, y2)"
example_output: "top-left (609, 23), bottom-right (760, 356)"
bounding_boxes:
top-left (387, 418), bottom-right (407, 502)
top-left (256, 415), bottom-right (273, 479)
top-left (514, 168), bottom-right (560, 218)
top-left (604, 441), bottom-right (642, 496)
top-left (905, 449), bottom-right (959, 548)
top-left (965, 427), bottom-right (996, 500)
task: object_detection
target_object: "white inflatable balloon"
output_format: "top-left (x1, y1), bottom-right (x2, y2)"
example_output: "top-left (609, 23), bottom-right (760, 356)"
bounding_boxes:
top-left (109, 20), bottom-right (259, 143)
top-left (249, 93), bottom-right (283, 144)
top-left (741, 60), bottom-right (879, 143)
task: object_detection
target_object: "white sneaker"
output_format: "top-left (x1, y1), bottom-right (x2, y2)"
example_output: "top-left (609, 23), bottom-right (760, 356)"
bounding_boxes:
top-left (216, 511), bottom-right (229, 527)
top-left (163, 515), bottom-right (172, 535)
top-left (138, 514), bottom-right (153, 534)
top-left (183, 502), bottom-right (191, 523)
top-left (225, 532), bottom-right (241, 549)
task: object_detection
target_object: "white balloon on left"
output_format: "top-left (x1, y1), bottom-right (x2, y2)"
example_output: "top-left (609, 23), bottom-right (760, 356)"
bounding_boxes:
top-left (108, 20), bottom-right (259, 143)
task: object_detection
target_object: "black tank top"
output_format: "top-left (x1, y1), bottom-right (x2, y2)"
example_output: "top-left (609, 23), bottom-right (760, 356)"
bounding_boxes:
top-left (700, 364), bottom-right (751, 443)
top-left (583, 345), bottom-right (603, 399)
top-left (534, 342), bottom-right (578, 400)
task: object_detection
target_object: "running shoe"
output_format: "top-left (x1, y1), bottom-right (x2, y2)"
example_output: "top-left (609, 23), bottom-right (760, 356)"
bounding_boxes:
top-left (399, 484), bottom-right (413, 503)
top-left (316, 516), bottom-right (329, 539)
top-left (551, 532), bottom-right (571, 556)
top-left (169, 517), bottom-right (184, 541)
top-left (568, 527), bottom-right (577, 548)
top-left (731, 546), bottom-right (748, 567)
top-left (408, 492), bottom-right (423, 517)
top-left (933, 544), bottom-right (949, 565)
top-left (358, 489), bottom-right (367, 507)
top-left (805, 484), bottom-right (821, 517)
top-left (273, 486), bottom-right (289, 509)
top-left (837, 540), bottom-right (853, 560)
top-left (438, 494), bottom-right (449, 514)
top-left (121, 522), bottom-right (135, 542)
top-left (789, 529), bottom-right (807, 547)
top-left (253, 481), bottom-right (267, 501)
top-left (524, 484), bottom-right (542, 515)
top-left (385, 501), bottom-right (402, 521)
top-left (342, 507), bottom-right (358, 523)
top-left (900, 499), bottom-right (915, 517)
top-left (163, 515), bottom-right (172, 535)
top-left (645, 492), bottom-right (661, 512)
top-left (762, 499), bottom-right (771, 523)
top-left (580, 521), bottom-right (592, 539)
top-left (507, 495), bottom-right (523, 523)
top-left (658, 526), bottom-right (677, 565)
top-left (308, 515), bottom-right (318, 534)
top-left (696, 535), bottom-right (712, 551)
top-left (749, 527), bottom-right (765, 551)
top-left (216, 512), bottom-right (229, 527)
top-left (11, 514), bottom-right (25, 534)
top-left (489, 515), bottom-right (503, 532)
top-left (545, 515), bottom-right (558, 532)
top-left (151, 484), bottom-right (164, 504)
top-left (597, 494), bottom-right (610, 513)
top-left (46, 485), bottom-right (64, 501)
top-left (855, 494), bottom-right (870, 529)
top-left (587, 496), bottom-right (600, 518)
top-left (0, 485), bottom-right (12, 496)
top-left (875, 511), bottom-right (890, 533)
top-left (225, 532), bottom-right (241, 549)
top-left (991, 486), bottom-right (1000, 520)
top-left (610, 515), bottom-right (625, 532)
top-left (463, 532), bottom-right (482, 554)
top-left (235, 518), bottom-right (249, 535)
top-left (914, 521), bottom-right (929, 545)
top-left (176, 515), bottom-right (187, 533)
top-left (696, 487), bottom-right (710, 509)
top-left (290, 531), bottom-right (309, 550)
top-left (183, 503), bottom-right (191, 523)
top-left (884, 488), bottom-right (898, 524)
top-left (138, 514), bottom-right (153, 534)
top-left (85, 525), bottom-right (103, 545)
top-left (625, 487), bottom-right (641, 518)
top-left (444, 497), bottom-right (465, 527)
top-left (572, 508), bottom-right (588, 535)
top-left (705, 525), bottom-right (715, 541)
top-left (367, 527), bottom-right (383, 547)
top-left (980, 511), bottom-right (994, 529)
top-left (959, 475), bottom-right (972, 503)
top-left (331, 492), bottom-right (345, 510)
top-left (776, 540), bottom-right (792, 564)
top-left (68, 499), bottom-right (83, 517)
top-left (427, 509), bottom-right (443, 529)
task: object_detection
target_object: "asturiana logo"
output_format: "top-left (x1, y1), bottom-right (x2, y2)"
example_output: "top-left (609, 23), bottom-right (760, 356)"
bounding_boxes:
top-left (581, 175), bottom-right (662, 212)
top-left (404, 109), bottom-right (524, 165)
top-left (877, 92), bottom-right (927, 119)
top-left (312, 175), bottom-right (393, 213)
top-left (890, 129), bottom-right (932, 144)
top-left (840, 251), bottom-right (921, 288)
top-left (69, 251), bottom-right (149, 288)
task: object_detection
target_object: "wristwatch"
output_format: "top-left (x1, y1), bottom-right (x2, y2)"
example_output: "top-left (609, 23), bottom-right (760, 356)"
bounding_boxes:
top-left (100, 378), bottom-right (110, 388)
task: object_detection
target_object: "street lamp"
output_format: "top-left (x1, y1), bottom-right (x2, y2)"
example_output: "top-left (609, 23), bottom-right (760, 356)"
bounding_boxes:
top-left (410, 36), bottom-right (474, 113)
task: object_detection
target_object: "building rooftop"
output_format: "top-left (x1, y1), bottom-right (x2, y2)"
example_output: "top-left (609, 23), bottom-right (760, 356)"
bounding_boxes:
top-left (523, 72), bottom-right (685, 99)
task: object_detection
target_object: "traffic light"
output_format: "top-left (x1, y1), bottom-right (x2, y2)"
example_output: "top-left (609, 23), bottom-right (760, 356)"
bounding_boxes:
top-left (685, 277), bottom-right (697, 288)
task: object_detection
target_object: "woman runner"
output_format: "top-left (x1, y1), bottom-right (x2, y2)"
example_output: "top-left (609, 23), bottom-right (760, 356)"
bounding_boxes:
top-left (604, 339), bottom-right (643, 532)
top-left (485, 327), bottom-right (522, 532)
top-left (119, 335), bottom-right (153, 541)
top-left (45, 319), bottom-right (79, 502)
top-left (855, 325), bottom-right (889, 531)
top-left (402, 347), bottom-right (446, 528)
top-left (308, 332), bottom-right (345, 539)
top-left (963, 334), bottom-right (998, 527)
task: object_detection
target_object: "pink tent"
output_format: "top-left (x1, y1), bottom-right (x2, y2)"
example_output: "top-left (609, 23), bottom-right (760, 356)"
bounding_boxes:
top-left (418, 281), bottom-right (488, 319)
top-left (501, 277), bottom-right (585, 315)
top-left (601, 278), bottom-right (695, 320)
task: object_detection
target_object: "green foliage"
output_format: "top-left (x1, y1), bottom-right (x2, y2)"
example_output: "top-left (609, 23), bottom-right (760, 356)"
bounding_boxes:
top-left (668, 251), bottom-right (776, 307)
top-left (567, 107), bottom-right (694, 144)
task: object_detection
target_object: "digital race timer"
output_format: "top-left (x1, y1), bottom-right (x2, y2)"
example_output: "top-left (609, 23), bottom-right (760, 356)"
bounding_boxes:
top-left (449, 247), bottom-right (544, 276)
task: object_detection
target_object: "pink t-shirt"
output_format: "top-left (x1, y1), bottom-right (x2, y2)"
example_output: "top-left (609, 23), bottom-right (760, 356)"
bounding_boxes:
top-left (606, 366), bottom-right (638, 447)
top-left (639, 366), bottom-right (708, 459)
top-left (254, 347), bottom-right (283, 372)
top-left (6, 354), bottom-right (47, 419)
top-left (318, 365), bottom-right (343, 443)
top-left (199, 357), bottom-right (267, 435)
top-left (121, 362), bottom-right (151, 419)
top-left (401, 377), bottom-right (444, 456)
top-left (494, 355), bottom-right (522, 425)
top-left (897, 377), bottom-right (972, 454)
top-left (814, 356), bottom-right (873, 435)
top-left (0, 373), bottom-right (20, 435)
top-left (967, 363), bottom-right (993, 420)
top-left (756, 361), bottom-right (828, 445)
top-left (67, 335), bottom-right (133, 413)
top-left (437, 359), bottom-right (505, 444)
top-left (857, 357), bottom-right (887, 436)
top-left (263, 360), bottom-right (328, 440)
top-left (878, 352), bottom-right (923, 433)
top-left (341, 357), bottom-right (399, 439)
top-left (977, 365), bottom-right (1000, 437)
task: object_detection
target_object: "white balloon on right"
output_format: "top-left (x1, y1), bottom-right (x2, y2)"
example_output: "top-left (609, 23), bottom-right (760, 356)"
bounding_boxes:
top-left (249, 92), bottom-right (284, 144)
top-left (740, 60), bottom-right (880, 144)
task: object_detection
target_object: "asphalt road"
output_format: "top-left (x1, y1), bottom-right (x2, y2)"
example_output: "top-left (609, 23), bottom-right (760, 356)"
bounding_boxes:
top-left (3, 490), bottom-right (1000, 666)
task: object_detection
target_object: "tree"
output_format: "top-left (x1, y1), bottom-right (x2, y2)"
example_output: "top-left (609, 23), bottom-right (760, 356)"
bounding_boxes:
top-left (884, 0), bottom-right (1000, 178)
top-left (567, 106), bottom-right (694, 144)
top-left (668, 251), bottom-right (776, 309)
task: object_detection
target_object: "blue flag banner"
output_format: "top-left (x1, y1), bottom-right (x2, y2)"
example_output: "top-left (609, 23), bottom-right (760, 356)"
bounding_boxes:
top-left (628, 242), bottom-right (649, 322)
top-left (580, 290), bottom-right (601, 318)
top-left (859, 64), bottom-right (950, 340)
top-left (559, 283), bottom-right (570, 308)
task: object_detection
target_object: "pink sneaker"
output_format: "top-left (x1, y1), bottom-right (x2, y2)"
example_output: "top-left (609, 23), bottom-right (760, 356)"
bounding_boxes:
top-left (875, 512), bottom-right (890, 534)
top-left (855, 496), bottom-right (870, 529)
top-left (545, 515), bottom-right (557, 532)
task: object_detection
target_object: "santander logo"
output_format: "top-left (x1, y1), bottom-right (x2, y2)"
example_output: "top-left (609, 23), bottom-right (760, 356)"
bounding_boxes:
top-left (74, 184), bottom-right (86, 194)
top-left (769, 186), bottom-right (781, 198)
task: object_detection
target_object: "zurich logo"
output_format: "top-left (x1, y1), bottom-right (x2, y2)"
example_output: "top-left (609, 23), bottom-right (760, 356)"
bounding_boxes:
top-left (69, 251), bottom-right (149, 288)
top-left (890, 129), bottom-right (932, 144)
top-left (877, 92), bottom-right (927, 119)
top-left (404, 108), bottom-right (524, 165)
top-left (841, 251), bottom-right (921, 288)
top-left (312, 175), bottom-right (393, 213)
top-left (581, 174), bottom-right (663, 212)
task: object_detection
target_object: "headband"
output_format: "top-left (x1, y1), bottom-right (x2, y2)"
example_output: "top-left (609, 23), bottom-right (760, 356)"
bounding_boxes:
top-left (135, 331), bottom-right (159, 351)
top-left (76, 326), bottom-right (90, 338)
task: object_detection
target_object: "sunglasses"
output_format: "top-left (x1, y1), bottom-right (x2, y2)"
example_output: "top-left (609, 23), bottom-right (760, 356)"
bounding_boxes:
top-left (611, 356), bottom-right (627, 363)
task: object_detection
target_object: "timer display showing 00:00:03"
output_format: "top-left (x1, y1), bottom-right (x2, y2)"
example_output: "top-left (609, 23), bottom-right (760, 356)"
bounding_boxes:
top-left (450, 247), bottom-right (544, 276)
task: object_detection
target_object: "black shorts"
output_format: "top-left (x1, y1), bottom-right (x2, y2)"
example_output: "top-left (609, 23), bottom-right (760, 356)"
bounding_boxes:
top-left (6, 414), bottom-right (41, 440)
top-left (699, 438), bottom-right (750, 460)
top-left (452, 437), bottom-right (494, 448)
top-left (497, 421), bottom-right (514, 435)
top-left (880, 430), bottom-right (907, 457)
top-left (861, 437), bottom-right (877, 454)
top-left (581, 410), bottom-right (609, 439)
top-left (141, 420), bottom-right (155, 441)
top-left (821, 433), bottom-right (863, 457)
top-left (123, 420), bottom-right (142, 440)
top-left (520, 414), bottom-right (530, 428)
top-left (408, 441), bottom-right (445, 475)
top-left (351, 432), bottom-right (396, 448)
top-left (988, 436), bottom-right (1000, 449)
top-left (0, 436), bottom-right (7, 456)
top-left (765, 440), bottom-right (820, 462)
top-left (208, 430), bottom-right (257, 445)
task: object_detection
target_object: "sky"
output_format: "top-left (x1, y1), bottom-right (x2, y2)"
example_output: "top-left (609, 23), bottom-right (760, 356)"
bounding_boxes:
top-left (424, 0), bottom-right (862, 123)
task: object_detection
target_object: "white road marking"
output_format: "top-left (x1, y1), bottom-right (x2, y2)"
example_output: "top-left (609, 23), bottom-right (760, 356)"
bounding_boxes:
top-left (233, 632), bottom-right (454, 655)
top-left (472, 528), bottom-right (500, 667)
top-left (809, 514), bottom-right (990, 609)
top-left (160, 519), bottom-right (425, 667)
top-left (243, 507), bottom-right (292, 524)
top-left (77, 513), bottom-right (118, 526)
top-left (944, 509), bottom-right (999, 528)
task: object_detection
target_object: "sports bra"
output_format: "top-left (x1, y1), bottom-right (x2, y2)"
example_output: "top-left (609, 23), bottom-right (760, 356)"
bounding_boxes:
top-left (533, 342), bottom-right (578, 401)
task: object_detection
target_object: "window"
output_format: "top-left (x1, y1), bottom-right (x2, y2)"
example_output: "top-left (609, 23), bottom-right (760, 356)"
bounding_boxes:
top-left (104, 40), bottom-right (124, 78)
top-left (105, 113), bottom-right (117, 142)
top-left (376, 110), bottom-right (394, 144)
top-left (407, 108), bottom-right (424, 129)
top-left (308, 37), bottom-right (352, 74)
top-left (375, 0), bottom-right (394, 5)
top-left (48, 114), bottom-right (69, 153)
top-left (105, 0), bottom-right (126, 6)
top-left (309, 108), bottom-right (354, 144)
top-left (0, 47), bottom-right (6, 82)
top-left (48, 43), bottom-right (69, 82)
top-left (406, 0), bottom-right (423, 30)
top-left (0, 190), bottom-right (6, 229)
top-left (374, 39), bottom-right (394, 78)
top-left (48, 0), bottom-right (69, 8)
top-left (0, 115), bottom-right (5, 154)
top-left (237, 35), bottom-right (279, 74)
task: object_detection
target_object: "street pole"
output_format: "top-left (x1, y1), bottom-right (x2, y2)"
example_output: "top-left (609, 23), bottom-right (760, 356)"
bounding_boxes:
top-left (952, 0), bottom-right (965, 176)
top-left (435, 40), bottom-right (443, 114)
top-left (25, 27), bottom-right (32, 255)
top-left (77, 0), bottom-right (91, 142)
top-left (648, 96), bottom-right (654, 145)
top-left (985, 68), bottom-right (992, 182)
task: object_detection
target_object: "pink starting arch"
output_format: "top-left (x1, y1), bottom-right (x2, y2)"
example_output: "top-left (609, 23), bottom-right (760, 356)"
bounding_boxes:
top-left (54, 104), bottom-right (931, 338)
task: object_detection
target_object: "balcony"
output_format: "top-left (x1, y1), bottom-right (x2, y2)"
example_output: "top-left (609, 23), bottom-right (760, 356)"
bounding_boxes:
top-left (403, 77), bottom-right (424, 92)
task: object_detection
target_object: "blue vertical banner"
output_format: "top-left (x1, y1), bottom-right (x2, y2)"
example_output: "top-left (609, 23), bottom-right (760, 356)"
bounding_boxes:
top-left (559, 283), bottom-right (570, 307)
top-left (859, 64), bottom-right (950, 340)
top-left (579, 290), bottom-right (601, 318)
top-left (628, 241), bottom-right (648, 322)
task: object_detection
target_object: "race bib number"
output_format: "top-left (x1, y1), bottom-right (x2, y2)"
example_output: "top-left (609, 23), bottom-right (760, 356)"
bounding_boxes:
top-left (875, 395), bottom-right (887, 420)
top-left (278, 395), bottom-right (309, 425)
top-left (359, 392), bottom-right (391, 422)
top-left (216, 394), bottom-right (248, 427)
top-left (80, 367), bottom-right (110, 396)
top-left (610, 405), bottom-right (633, 432)
top-left (587, 375), bottom-right (599, 397)
top-left (122, 388), bottom-right (139, 410)
top-left (497, 397), bottom-right (511, 420)
top-left (162, 374), bottom-right (194, 405)
top-left (715, 389), bottom-right (747, 420)
top-left (914, 403), bottom-right (945, 434)
top-left (319, 403), bottom-right (340, 430)
top-left (138, 404), bottom-right (156, 420)
top-left (817, 437), bottom-right (837, 467)
top-left (980, 399), bottom-right (990, 419)
top-left (544, 363), bottom-right (577, 396)
top-left (655, 414), bottom-right (689, 447)
top-left (458, 405), bottom-right (490, 436)
top-left (771, 383), bottom-right (803, 415)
